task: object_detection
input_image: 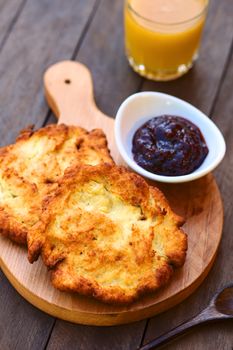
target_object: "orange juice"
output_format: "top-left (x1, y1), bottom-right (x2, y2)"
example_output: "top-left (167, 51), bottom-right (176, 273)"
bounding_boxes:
top-left (124, 0), bottom-right (208, 81)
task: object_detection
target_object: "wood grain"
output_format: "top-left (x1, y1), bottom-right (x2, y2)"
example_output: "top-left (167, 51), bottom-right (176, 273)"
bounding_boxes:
top-left (46, 319), bottom-right (146, 350)
top-left (0, 270), bottom-right (54, 350)
top-left (0, 0), bottom-right (26, 52)
top-left (0, 0), bottom-right (97, 146)
top-left (141, 284), bottom-right (233, 350)
top-left (0, 61), bottom-right (224, 326)
top-left (47, 0), bottom-right (142, 126)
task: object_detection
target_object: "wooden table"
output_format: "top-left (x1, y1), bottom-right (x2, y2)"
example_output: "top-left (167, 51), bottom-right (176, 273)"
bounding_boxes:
top-left (0, 1), bottom-right (232, 349)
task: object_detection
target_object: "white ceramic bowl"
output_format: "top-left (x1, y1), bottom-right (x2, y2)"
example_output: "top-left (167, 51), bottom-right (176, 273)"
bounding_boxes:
top-left (115, 92), bottom-right (226, 183)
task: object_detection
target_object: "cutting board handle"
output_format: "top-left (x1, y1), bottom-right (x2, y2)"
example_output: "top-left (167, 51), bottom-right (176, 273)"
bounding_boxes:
top-left (44, 60), bottom-right (119, 162)
top-left (44, 60), bottom-right (98, 126)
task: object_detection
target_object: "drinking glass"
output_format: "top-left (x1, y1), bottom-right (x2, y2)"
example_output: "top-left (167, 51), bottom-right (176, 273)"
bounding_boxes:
top-left (124, 0), bottom-right (209, 81)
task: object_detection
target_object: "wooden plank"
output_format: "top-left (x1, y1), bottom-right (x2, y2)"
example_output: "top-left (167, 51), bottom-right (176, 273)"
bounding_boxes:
top-left (46, 320), bottom-right (146, 350)
top-left (142, 0), bottom-right (233, 116)
top-left (0, 3), bottom-right (54, 349)
top-left (0, 270), bottom-right (54, 350)
top-left (0, 0), bottom-right (97, 147)
top-left (47, 0), bottom-right (141, 126)
top-left (142, 47), bottom-right (233, 350)
top-left (76, 0), bottom-right (142, 117)
top-left (0, 1), bottom-right (99, 350)
top-left (0, 0), bottom-right (26, 50)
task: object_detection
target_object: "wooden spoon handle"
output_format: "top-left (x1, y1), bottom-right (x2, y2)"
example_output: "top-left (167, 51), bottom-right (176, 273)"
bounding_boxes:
top-left (139, 306), bottom-right (229, 350)
top-left (44, 60), bottom-right (109, 128)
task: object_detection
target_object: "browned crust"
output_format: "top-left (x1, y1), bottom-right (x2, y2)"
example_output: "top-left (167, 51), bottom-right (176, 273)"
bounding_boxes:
top-left (0, 169), bottom-right (42, 245)
top-left (16, 123), bottom-right (114, 166)
top-left (0, 213), bottom-right (27, 245)
top-left (28, 163), bottom-right (187, 304)
top-left (0, 124), bottom-right (113, 246)
top-left (50, 263), bottom-right (174, 304)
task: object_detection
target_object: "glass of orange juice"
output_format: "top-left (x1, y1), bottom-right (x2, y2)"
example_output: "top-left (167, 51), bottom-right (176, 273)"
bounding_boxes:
top-left (124, 0), bottom-right (209, 81)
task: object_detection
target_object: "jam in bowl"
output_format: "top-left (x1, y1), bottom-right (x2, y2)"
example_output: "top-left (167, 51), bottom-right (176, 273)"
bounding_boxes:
top-left (132, 115), bottom-right (209, 177)
top-left (115, 92), bottom-right (226, 183)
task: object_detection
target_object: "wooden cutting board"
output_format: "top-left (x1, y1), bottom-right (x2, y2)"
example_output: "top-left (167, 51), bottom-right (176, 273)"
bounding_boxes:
top-left (0, 61), bottom-right (223, 326)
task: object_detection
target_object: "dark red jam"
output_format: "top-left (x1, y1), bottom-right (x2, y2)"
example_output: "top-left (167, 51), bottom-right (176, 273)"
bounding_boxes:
top-left (132, 115), bottom-right (209, 176)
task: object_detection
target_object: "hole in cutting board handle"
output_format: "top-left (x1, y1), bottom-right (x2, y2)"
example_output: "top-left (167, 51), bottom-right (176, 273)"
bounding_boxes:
top-left (64, 79), bottom-right (71, 84)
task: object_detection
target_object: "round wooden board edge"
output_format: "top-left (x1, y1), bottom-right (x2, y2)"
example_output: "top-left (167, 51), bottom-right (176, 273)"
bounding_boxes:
top-left (0, 175), bottom-right (224, 326)
top-left (0, 243), bottom-right (220, 326)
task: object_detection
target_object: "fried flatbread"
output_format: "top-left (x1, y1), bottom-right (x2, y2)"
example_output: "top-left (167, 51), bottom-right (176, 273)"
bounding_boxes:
top-left (0, 124), bottom-right (113, 245)
top-left (28, 164), bottom-right (187, 304)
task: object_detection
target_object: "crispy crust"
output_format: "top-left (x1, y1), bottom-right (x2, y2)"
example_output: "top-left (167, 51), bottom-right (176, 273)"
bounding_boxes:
top-left (0, 124), bottom-right (113, 245)
top-left (28, 164), bottom-right (187, 304)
